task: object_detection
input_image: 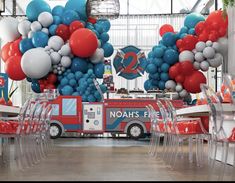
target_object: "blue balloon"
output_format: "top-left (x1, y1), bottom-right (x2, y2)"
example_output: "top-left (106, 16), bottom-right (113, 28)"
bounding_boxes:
top-left (61, 85), bottom-right (74, 95)
top-left (144, 80), bottom-right (153, 91)
top-left (146, 64), bottom-right (157, 74)
top-left (71, 58), bottom-right (88, 73)
top-left (163, 49), bottom-right (179, 65)
top-left (19, 38), bottom-right (34, 54)
top-left (69, 79), bottom-right (77, 87)
top-left (180, 33), bottom-right (188, 39)
top-left (102, 43), bottom-right (114, 57)
top-left (75, 71), bottom-right (83, 80)
top-left (26, 0), bottom-right (51, 21)
top-left (161, 63), bottom-right (170, 73)
top-left (153, 47), bottom-right (164, 58)
top-left (67, 73), bottom-right (75, 80)
top-left (65, 0), bottom-right (87, 21)
top-left (162, 32), bottom-right (177, 47)
top-left (88, 95), bottom-right (96, 102)
top-left (49, 24), bottom-right (58, 35)
top-left (61, 78), bottom-right (69, 86)
top-left (94, 63), bottom-right (105, 79)
top-left (72, 92), bottom-right (79, 96)
top-left (91, 29), bottom-right (100, 38)
top-left (180, 26), bottom-right (189, 34)
top-left (88, 69), bottom-right (94, 75)
top-left (151, 79), bottom-right (159, 86)
top-left (188, 28), bottom-right (195, 35)
top-left (82, 95), bottom-right (88, 102)
top-left (148, 51), bottom-right (154, 58)
top-left (100, 32), bottom-right (110, 43)
top-left (31, 81), bottom-right (41, 93)
top-left (149, 73), bottom-right (160, 80)
top-left (99, 84), bottom-right (107, 93)
top-left (52, 5), bottom-right (64, 16)
top-left (32, 31), bottom-right (49, 48)
top-left (97, 19), bottom-right (111, 32)
top-left (27, 77), bottom-right (32, 82)
top-left (94, 91), bottom-right (102, 101)
top-left (158, 81), bottom-right (166, 90)
top-left (160, 73), bottom-right (169, 82)
top-left (184, 13), bottom-right (205, 29)
top-left (53, 16), bottom-right (62, 25)
top-left (62, 10), bottom-right (80, 25)
top-left (152, 58), bottom-right (163, 67)
top-left (88, 63), bottom-right (94, 70)
top-left (94, 23), bottom-right (104, 34)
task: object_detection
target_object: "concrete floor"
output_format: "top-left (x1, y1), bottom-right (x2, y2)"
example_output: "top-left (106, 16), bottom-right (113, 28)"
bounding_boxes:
top-left (0, 137), bottom-right (234, 181)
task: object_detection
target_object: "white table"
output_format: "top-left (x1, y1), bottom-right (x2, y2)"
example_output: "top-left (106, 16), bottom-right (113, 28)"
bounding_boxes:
top-left (0, 105), bottom-right (20, 156)
top-left (176, 104), bottom-right (235, 165)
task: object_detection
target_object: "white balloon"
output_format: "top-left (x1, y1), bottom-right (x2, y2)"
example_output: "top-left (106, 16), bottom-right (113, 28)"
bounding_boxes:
top-left (208, 53), bottom-right (223, 68)
top-left (200, 61), bottom-right (210, 71)
top-left (61, 67), bottom-right (66, 72)
top-left (90, 48), bottom-right (105, 64)
top-left (192, 49), bottom-right (197, 54)
top-left (28, 31), bottom-right (35, 39)
top-left (44, 46), bottom-right (51, 51)
top-left (58, 71), bottom-right (62, 75)
top-left (0, 17), bottom-right (20, 42)
top-left (18, 19), bottom-right (31, 36)
top-left (31, 21), bottom-right (42, 32)
top-left (194, 52), bottom-right (205, 63)
top-left (60, 45), bottom-right (71, 56)
top-left (38, 12), bottom-right (53, 28)
top-left (193, 61), bottom-right (200, 70)
top-left (50, 52), bottom-right (61, 65)
top-left (218, 37), bottom-right (228, 55)
top-left (179, 89), bottom-right (188, 98)
top-left (206, 40), bottom-right (213, 47)
top-left (175, 84), bottom-right (183, 92)
top-left (203, 47), bottom-right (215, 59)
top-left (195, 41), bottom-right (206, 52)
top-left (53, 69), bottom-right (58, 74)
top-left (165, 80), bottom-right (176, 90)
top-left (21, 48), bottom-right (52, 79)
top-left (212, 42), bottom-right (220, 52)
top-left (41, 28), bottom-right (49, 35)
top-left (179, 50), bottom-right (194, 62)
top-left (61, 56), bottom-right (72, 68)
top-left (48, 36), bottom-right (64, 51)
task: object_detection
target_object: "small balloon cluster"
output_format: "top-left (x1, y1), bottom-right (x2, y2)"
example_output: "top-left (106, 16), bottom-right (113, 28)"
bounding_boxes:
top-left (145, 10), bottom-right (228, 100)
top-left (0, 0), bottom-right (113, 102)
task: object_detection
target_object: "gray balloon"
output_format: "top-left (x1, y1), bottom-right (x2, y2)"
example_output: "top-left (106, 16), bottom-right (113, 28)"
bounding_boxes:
top-left (165, 80), bottom-right (176, 90)
top-left (41, 28), bottom-right (49, 35)
top-left (50, 52), bottom-right (61, 65)
top-left (31, 21), bottom-right (42, 32)
top-left (175, 84), bottom-right (183, 92)
top-left (48, 36), bottom-right (64, 51)
top-left (192, 49), bottom-right (197, 54)
top-left (60, 45), bottom-right (71, 56)
top-left (203, 47), bottom-right (215, 59)
top-left (38, 12), bottom-right (53, 28)
top-left (18, 19), bottom-right (31, 36)
top-left (179, 50), bottom-right (194, 62)
top-left (212, 42), bottom-right (220, 52)
top-left (90, 48), bottom-right (105, 64)
top-left (206, 40), bottom-right (213, 47)
top-left (195, 52), bottom-right (205, 62)
top-left (193, 61), bottom-right (200, 70)
top-left (61, 56), bottom-right (72, 68)
top-left (179, 89), bottom-right (188, 98)
top-left (28, 31), bottom-right (34, 39)
top-left (61, 67), bottom-right (66, 72)
top-left (53, 69), bottom-right (58, 74)
top-left (200, 61), bottom-right (210, 71)
top-left (196, 41), bottom-right (206, 52)
top-left (218, 37), bottom-right (228, 55)
top-left (58, 71), bottom-right (62, 75)
top-left (208, 53), bottom-right (223, 68)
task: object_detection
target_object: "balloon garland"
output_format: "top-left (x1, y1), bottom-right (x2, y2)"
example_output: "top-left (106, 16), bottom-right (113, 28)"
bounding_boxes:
top-left (145, 10), bottom-right (228, 101)
top-left (0, 0), bottom-right (114, 102)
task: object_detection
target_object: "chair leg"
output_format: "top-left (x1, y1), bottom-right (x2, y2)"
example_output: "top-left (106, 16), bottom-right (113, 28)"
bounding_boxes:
top-left (218, 142), bottom-right (229, 181)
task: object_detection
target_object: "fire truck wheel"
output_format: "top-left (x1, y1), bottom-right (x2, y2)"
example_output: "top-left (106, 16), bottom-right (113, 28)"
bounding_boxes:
top-left (50, 123), bottom-right (62, 139)
top-left (127, 124), bottom-right (144, 140)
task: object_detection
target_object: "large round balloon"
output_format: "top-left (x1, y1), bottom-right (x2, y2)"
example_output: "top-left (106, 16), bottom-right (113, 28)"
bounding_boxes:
top-left (62, 10), bottom-right (80, 25)
top-left (162, 32), bottom-right (177, 47)
top-left (5, 56), bottom-right (26, 81)
top-left (183, 71), bottom-right (206, 93)
top-left (159, 24), bottom-right (174, 37)
top-left (1, 42), bottom-right (11, 62)
top-left (32, 31), bottom-right (49, 48)
top-left (52, 5), bottom-right (64, 16)
top-left (94, 63), bottom-right (105, 79)
top-left (0, 17), bottom-right (20, 42)
top-left (26, 0), bottom-right (51, 21)
top-left (97, 19), bottom-right (111, 32)
top-left (163, 49), bottom-right (179, 65)
top-left (184, 13), bottom-right (205, 29)
top-left (70, 28), bottom-right (98, 58)
top-left (21, 48), bottom-right (52, 79)
top-left (102, 43), bottom-right (114, 57)
top-left (71, 57), bottom-right (89, 73)
top-left (180, 61), bottom-right (195, 76)
top-left (65, 0), bottom-right (87, 21)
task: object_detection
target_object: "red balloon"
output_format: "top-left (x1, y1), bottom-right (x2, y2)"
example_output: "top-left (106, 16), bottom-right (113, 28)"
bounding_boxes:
top-left (87, 17), bottom-right (97, 24)
top-left (183, 35), bottom-right (198, 51)
top-left (169, 65), bottom-right (180, 79)
top-left (1, 42), bottom-right (11, 62)
top-left (5, 56), bottom-right (26, 81)
top-left (206, 10), bottom-right (228, 31)
top-left (40, 84), bottom-right (45, 92)
top-left (69, 21), bottom-right (85, 34)
top-left (198, 33), bottom-right (208, 42)
top-left (208, 31), bottom-right (219, 42)
top-left (159, 24), bottom-right (174, 37)
top-left (45, 84), bottom-right (56, 90)
top-left (70, 28), bottom-right (98, 58)
top-left (218, 27), bottom-right (227, 37)
top-left (195, 21), bottom-right (206, 36)
top-left (56, 24), bottom-right (70, 41)
top-left (175, 74), bottom-right (185, 84)
top-left (180, 61), bottom-right (195, 76)
top-left (176, 39), bottom-right (183, 49)
top-left (183, 71), bottom-right (207, 93)
top-left (47, 73), bottom-right (57, 84)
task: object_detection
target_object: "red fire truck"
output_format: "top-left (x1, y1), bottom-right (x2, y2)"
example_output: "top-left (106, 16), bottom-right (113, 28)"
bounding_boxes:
top-left (49, 95), bottom-right (184, 139)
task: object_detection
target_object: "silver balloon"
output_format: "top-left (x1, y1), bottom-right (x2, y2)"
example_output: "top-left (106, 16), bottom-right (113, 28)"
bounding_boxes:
top-left (165, 80), bottom-right (176, 90)
top-left (31, 21), bottom-right (42, 32)
top-left (212, 42), bottom-right (220, 52)
top-left (28, 31), bottom-right (35, 39)
top-left (179, 89), bottom-right (188, 98)
top-left (42, 28), bottom-right (49, 35)
top-left (206, 40), bottom-right (213, 47)
top-left (217, 37), bottom-right (228, 55)
top-left (58, 71), bottom-right (62, 75)
top-left (175, 84), bottom-right (183, 92)
top-left (60, 44), bottom-right (71, 56)
top-left (193, 61), bottom-right (200, 70)
top-left (18, 19), bottom-right (31, 36)
top-left (53, 69), bottom-right (58, 74)
top-left (0, 17), bottom-right (20, 42)
top-left (200, 61), bottom-right (210, 71)
top-left (179, 50), bottom-right (194, 62)
top-left (208, 53), bottom-right (223, 68)
top-left (203, 47), bottom-right (215, 59)
top-left (192, 49), bottom-right (197, 54)
top-left (90, 48), bottom-right (105, 64)
top-left (195, 41), bottom-right (206, 52)
top-left (61, 56), bottom-right (72, 68)
top-left (38, 12), bottom-right (53, 28)
top-left (194, 52), bottom-right (205, 63)
top-left (50, 52), bottom-right (61, 65)
top-left (48, 36), bottom-right (64, 51)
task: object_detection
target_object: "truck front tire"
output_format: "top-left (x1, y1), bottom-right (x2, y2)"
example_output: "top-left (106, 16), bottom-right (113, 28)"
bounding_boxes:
top-left (127, 123), bottom-right (144, 140)
top-left (50, 123), bottom-right (62, 139)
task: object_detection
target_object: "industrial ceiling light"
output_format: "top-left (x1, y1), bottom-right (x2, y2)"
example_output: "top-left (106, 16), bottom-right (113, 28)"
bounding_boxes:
top-left (86, 0), bottom-right (120, 20)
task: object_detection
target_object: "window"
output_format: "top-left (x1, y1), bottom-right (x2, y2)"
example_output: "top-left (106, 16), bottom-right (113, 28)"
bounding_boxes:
top-left (52, 104), bottom-right (59, 116)
top-left (62, 99), bottom-right (77, 116)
